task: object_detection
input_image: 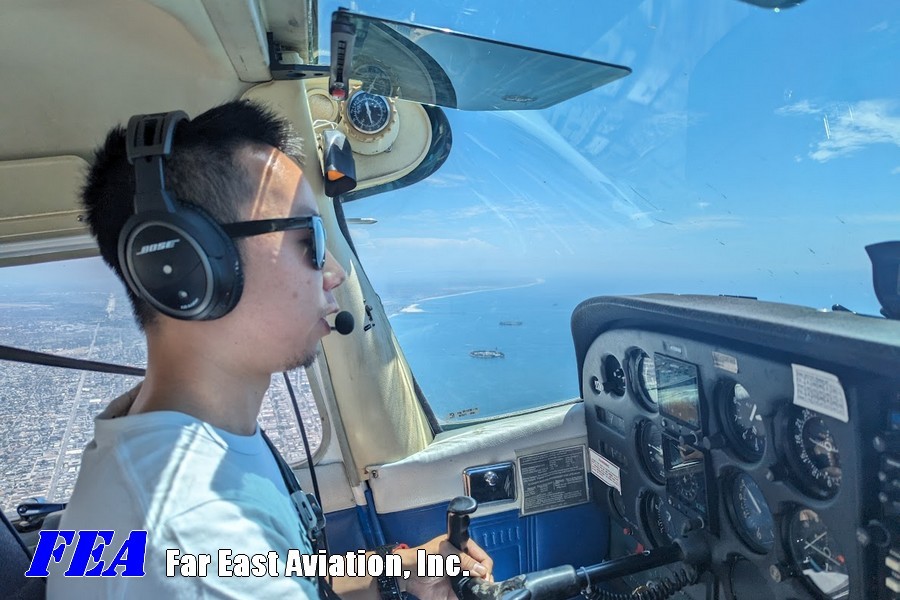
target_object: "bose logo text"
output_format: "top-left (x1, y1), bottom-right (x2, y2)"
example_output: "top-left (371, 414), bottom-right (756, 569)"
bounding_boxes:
top-left (25, 530), bottom-right (147, 577)
top-left (136, 239), bottom-right (180, 255)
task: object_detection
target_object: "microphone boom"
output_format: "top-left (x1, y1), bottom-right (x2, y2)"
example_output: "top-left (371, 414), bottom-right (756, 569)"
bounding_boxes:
top-left (332, 311), bottom-right (354, 335)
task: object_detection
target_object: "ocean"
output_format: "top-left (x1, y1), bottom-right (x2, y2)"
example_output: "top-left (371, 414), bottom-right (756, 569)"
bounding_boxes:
top-left (385, 279), bottom-right (584, 424)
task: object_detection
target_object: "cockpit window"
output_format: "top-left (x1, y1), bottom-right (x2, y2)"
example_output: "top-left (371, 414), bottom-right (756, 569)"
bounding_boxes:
top-left (326, 1), bottom-right (899, 424)
top-left (0, 257), bottom-right (322, 509)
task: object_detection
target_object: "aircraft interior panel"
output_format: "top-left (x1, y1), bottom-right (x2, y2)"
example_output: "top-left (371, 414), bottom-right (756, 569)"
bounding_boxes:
top-left (575, 294), bottom-right (900, 599)
top-left (367, 402), bottom-right (610, 580)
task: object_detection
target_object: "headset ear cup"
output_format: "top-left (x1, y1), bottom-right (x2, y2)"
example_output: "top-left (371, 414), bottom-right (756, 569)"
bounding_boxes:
top-left (180, 203), bottom-right (244, 319)
top-left (118, 204), bottom-right (243, 321)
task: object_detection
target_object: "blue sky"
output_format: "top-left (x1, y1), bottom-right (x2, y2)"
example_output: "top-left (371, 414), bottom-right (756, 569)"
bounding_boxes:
top-left (328, 0), bottom-right (900, 314)
top-left (2, 0), bottom-right (898, 317)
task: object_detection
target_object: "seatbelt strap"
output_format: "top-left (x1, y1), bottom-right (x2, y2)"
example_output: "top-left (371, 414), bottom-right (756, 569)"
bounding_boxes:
top-left (260, 429), bottom-right (326, 549)
top-left (260, 429), bottom-right (340, 600)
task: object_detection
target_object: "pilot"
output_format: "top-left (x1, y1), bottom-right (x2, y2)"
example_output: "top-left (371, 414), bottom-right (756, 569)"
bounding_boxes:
top-left (46, 100), bottom-right (493, 599)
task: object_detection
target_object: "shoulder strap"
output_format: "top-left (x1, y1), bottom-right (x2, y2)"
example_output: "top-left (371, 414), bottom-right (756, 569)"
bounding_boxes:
top-left (259, 430), bottom-right (326, 549)
top-left (260, 429), bottom-right (340, 600)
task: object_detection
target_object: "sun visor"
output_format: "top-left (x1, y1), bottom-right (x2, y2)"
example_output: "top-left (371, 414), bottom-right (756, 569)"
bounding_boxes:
top-left (331, 10), bottom-right (631, 111)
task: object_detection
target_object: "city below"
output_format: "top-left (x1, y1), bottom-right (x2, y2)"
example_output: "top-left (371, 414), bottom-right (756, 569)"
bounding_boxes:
top-left (0, 289), bottom-right (323, 512)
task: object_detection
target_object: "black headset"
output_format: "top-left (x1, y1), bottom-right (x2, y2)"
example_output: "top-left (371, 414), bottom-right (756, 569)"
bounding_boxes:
top-left (118, 111), bottom-right (244, 320)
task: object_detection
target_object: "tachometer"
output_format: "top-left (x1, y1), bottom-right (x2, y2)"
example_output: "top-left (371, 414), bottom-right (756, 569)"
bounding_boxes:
top-left (717, 380), bottom-right (767, 462)
top-left (723, 470), bottom-right (775, 554)
top-left (779, 406), bottom-right (842, 500)
top-left (786, 508), bottom-right (850, 599)
top-left (636, 419), bottom-right (666, 485)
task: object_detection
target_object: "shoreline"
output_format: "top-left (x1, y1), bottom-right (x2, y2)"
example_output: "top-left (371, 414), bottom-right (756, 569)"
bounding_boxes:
top-left (389, 278), bottom-right (545, 318)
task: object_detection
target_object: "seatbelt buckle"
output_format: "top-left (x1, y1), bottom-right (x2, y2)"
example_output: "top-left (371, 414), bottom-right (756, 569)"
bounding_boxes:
top-left (292, 491), bottom-right (327, 547)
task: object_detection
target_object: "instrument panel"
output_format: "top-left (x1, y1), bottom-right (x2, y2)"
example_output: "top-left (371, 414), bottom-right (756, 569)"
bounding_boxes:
top-left (573, 295), bottom-right (900, 600)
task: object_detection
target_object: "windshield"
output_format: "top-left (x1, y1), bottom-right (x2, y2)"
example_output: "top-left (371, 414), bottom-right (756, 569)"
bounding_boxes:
top-left (323, 0), bottom-right (900, 424)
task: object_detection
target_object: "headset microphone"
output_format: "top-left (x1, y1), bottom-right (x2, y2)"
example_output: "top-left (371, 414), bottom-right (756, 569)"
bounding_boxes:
top-left (331, 311), bottom-right (354, 335)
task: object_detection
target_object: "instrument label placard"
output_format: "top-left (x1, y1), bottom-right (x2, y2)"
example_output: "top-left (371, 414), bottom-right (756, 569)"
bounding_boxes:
top-left (589, 448), bottom-right (621, 494)
top-left (792, 364), bottom-right (849, 423)
top-left (712, 351), bottom-right (739, 374)
top-left (518, 445), bottom-right (589, 515)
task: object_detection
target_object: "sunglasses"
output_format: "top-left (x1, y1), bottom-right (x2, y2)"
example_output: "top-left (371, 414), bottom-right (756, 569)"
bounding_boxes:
top-left (221, 215), bottom-right (326, 270)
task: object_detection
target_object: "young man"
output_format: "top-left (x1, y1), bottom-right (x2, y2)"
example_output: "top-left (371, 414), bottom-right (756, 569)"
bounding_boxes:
top-left (46, 101), bottom-right (492, 599)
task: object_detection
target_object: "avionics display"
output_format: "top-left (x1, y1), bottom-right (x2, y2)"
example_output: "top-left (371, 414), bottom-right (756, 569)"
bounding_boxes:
top-left (655, 354), bottom-right (701, 429)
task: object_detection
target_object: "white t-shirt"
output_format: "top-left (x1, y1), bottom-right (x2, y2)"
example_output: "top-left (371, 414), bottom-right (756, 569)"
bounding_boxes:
top-left (46, 388), bottom-right (319, 599)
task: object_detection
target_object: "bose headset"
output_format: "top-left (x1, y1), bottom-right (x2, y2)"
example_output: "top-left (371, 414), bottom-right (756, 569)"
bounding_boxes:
top-left (118, 111), bottom-right (244, 320)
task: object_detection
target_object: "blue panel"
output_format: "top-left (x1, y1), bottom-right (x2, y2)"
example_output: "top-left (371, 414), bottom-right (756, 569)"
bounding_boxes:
top-left (325, 507), bottom-right (369, 554)
top-left (467, 509), bottom-right (526, 580)
top-left (530, 503), bottom-right (608, 570)
top-left (380, 502), bottom-right (448, 546)
top-left (378, 501), bottom-right (609, 577)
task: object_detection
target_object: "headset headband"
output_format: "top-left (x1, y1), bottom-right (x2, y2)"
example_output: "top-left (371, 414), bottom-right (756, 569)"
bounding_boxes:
top-left (125, 111), bottom-right (188, 214)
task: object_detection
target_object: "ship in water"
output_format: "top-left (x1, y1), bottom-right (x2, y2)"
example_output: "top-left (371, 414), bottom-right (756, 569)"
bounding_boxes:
top-left (470, 349), bottom-right (505, 359)
top-left (499, 320), bottom-right (523, 326)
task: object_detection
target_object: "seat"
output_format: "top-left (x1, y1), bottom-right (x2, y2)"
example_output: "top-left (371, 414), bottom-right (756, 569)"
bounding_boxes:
top-left (1, 509), bottom-right (46, 600)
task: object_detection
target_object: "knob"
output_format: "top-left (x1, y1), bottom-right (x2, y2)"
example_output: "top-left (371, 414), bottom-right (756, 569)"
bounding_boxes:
top-left (701, 433), bottom-right (726, 451)
top-left (874, 433), bottom-right (900, 453)
top-left (483, 471), bottom-right (499, 487)
top-left (857, 520), bottom-right (891, 548)
top-left (680, 432), bottom-right (701, 446)
top-left (447, 496), bottom-right (478, 553)
top-left (680, 517), bottom-right (705, 536)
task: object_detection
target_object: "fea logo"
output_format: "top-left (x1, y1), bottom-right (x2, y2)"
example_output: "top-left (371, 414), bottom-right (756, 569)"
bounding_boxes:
top-left (25, 530), bottom-right (147, 577)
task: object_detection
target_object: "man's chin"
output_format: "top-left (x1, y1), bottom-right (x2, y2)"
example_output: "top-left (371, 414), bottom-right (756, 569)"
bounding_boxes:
top-left (284, 353), bottom-right (316, 371)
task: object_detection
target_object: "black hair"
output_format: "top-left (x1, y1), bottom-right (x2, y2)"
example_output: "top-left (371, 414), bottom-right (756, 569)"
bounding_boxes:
top-left (81, 100), bottom-right (303, 330)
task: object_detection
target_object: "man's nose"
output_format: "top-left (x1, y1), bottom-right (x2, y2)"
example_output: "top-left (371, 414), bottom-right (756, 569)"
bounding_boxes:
top-left (323, 249), bottom-right (347, 290)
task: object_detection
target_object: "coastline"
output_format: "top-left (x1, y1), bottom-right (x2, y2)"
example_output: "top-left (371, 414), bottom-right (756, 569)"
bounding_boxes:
top-left (389, 278), bottom-right (545, 319)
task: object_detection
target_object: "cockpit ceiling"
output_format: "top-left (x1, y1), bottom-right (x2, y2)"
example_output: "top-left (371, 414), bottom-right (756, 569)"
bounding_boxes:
top-left (3, 1), bottom-right (241, 162)
top-left (0, 0), bottom-right (313, 266)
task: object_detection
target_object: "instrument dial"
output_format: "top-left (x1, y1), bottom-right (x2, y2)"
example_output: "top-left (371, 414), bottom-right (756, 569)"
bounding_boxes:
top-left (724, 471), bottom-right (775, 554)
top-left (608, 487), bottom-right (628, 523)
top-left (675, 470), bottom-right (700, 503)
top-left (346, 91), bottom-right (391, 135)
top-left (637, 419), bottom-right (666, 485)
top-left (628, 349), bottom-right (658, 411)
top-left (640, 492), bottom-right (675, 548)
top-left (786, 508), bottom-right (850, 599)
top-left (353, 63), bottom-right (393, 96)
top-left (781, 406), bottom-right (842, 500)
top-left (717, 380), bottom-right (767, 462)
